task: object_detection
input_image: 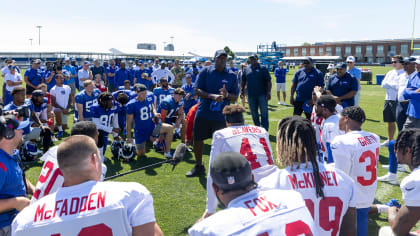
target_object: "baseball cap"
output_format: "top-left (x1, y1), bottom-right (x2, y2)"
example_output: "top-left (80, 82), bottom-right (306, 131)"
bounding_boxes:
top-left (160, 60), bottom-right (167, 65)
top-left (210, 151), bottom-right (255, 191)
top-left (71, 58), bottom-right (76, 62)
top-left (185, 73), bottom-right (192, 78)
top-left (64, 57), bottom-right (70, 61)
top-left (138, 60), bottom-right (144, 64)
top-left (303, 57), bottom-right (313, 64)
top-left (214, 50), bottom-right (228, 58)
top-left (31, 90), bottom-right (44, 97)
top-left (316, 95), bottom-right (337, 111)
top-left (83, 61), bottom-right (90, 65)
top-left (134, 83), bottom-right (147, 92)
top-left (336, 62), bottom-right (347, 69)
top-left (402, 57), bottom-right (416, 64)
top-left (148, 60), bottom-right (153, 64)
top-left (327, 63), bottom-right (334, 70)
top-left (249, 54), bottom-right (258, 60)
top-left (33, 59), bottom-right (41, 64)
top-left (416, 58), bottom-right (420, 64)
top-left (346, 56), bottom-right (356, 63)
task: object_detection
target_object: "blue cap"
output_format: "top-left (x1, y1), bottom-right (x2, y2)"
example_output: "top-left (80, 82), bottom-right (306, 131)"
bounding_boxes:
top-left (303, 57), bottom-right (313, 64)
top-left (148, 60), bottom-right (153, 64)
top-left (83, 61), bottom-right (90, 65)
top-left (336, 62), bottom-right (347, 69)
top-left (138, 60), bottom-right (144, 64)
top-left (214, 50), bottom-right (228, 58)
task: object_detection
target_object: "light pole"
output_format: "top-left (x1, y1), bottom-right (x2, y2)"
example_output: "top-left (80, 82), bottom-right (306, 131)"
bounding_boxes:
top-left (29, 38), bottom-right (33, 46)
top-left (36, 25), bottom-right (42, 45)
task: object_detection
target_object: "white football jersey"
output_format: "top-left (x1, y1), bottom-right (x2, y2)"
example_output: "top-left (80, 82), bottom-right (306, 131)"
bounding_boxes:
top-left (189, 188), bottom-right (316, 236)
top-left (400, 166), bottom-right (420, 207)
top-left (13, 181), bottom-right (155, 236)
top-left (320, 114), bottom-right (343, 162)
top-left (31, 146), bottom-right (63, 204)
top-left (259, 162), bottom-right (356, 236)
top-left (311, 107), bottom-right (323, 144)
top-left (331, 130), bottom-right (380, 208)
top-left (206, 125), bottom-right (277, 214)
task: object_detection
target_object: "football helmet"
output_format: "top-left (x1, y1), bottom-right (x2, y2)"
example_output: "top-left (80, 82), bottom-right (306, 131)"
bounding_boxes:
top-left (20, 140), bottom-right (42, 162)
top-left (111, 140), bottom-right (123, 159)
top-left (119, 141), bottom-right (136, 161)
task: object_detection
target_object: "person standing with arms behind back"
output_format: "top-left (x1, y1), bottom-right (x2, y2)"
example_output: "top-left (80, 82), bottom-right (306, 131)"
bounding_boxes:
top-left (274, 60), bottom-right (288, 105)
top-left (290, 57), bottom-right (324, 119)
top-left (241, 54), bottom-right (272, 131)
top-left (187, 50), bottom-right (239, 177)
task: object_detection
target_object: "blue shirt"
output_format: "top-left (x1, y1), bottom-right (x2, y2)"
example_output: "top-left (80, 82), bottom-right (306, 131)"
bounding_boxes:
top-left (192, 67), bottom-right (199, 83)
top-left (0, 149), bottom-right (26, 228)
top-left (4, 101), bottom-right (34, 135)
top-left (62, 65), bottom-right (76, 84)
top-left (153, 87), bottom-right (175, 107)
top-left (127, 67), bottom-right (137, 80)
top-left (24, 68), bottom-right (43, 87)
top-left (242, 64), bottom-right (271, 97)
top-left (158, 96), bottom-right (183, 123)
top-left (106, 66), bottom-right (118, 86)
top-left (274, 67), bottom-right (288, 83)
top-left (229, 67), bottom-right (238, 73)
top-left (326, 72), bottom-right (359, 107)
top-left (182, 83), bottom-right (197, 109)
top-left (118, 86), bottom-right (134, 91)
top-left (348, 66), bottom-right (362, 89)
top-left (115, 68), bottom-right (133, 87)
top-left (75, 89), bottom-right (101, 120)
top-left (91, 104), bottom-right (119, 133)
top-left (112, 89), bottom-right (137, 101)
top-left (403, 72), bottom-right (420, 119)
top-left (28, 97), bottom-right (48, 120)
top-left (126, 96), bottom-right (155, 132)
top-left (292, 67), bottom-right (324, 102)
top-left (194, 66), bottom-right (239, 121)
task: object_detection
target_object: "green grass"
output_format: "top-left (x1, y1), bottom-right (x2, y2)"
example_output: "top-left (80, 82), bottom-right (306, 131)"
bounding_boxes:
top-left (2, 66), bottom-right (415, 235)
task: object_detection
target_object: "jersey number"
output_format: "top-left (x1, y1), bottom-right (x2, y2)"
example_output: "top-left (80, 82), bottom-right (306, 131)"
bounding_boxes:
top-left (240, 138), bottom-right (274, 170)
top-left (33, 161), bottom-right (63, 200)
top-left (140, 104), bottom-right (153, 120)
top-left (304, 197), bottom-right (343, 236)
top-left (357, 148), bottom-right (379, 186)
top-left (285, 220), bottom-right (313, 236)
top-left (100, 113), bottom-right (115, 127)
top-left (51, 223), bottom-right (112, 236)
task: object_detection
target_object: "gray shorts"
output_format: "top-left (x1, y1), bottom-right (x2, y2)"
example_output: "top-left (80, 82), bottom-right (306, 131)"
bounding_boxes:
top-left (67, 82), bottom-right (76, 95)
top-left (53, 108), bottom-right (68, 125)
top-left (136, 142), bottom-right (146, 150)
top-left (383, 100), bottom-right (397, 122)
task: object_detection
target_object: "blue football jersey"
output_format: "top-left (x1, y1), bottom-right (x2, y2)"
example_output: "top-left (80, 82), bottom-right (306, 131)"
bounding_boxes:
top-left (75, 89), bottom-right (101, 120)
top-left (90, 103), bottom-right (118, 133)
top-left (153, 87), bottom-right (174, 107)
top-left (112, 89), bottom-right (137, 101)
top-left (126, 97), bottom-right (155, 131)
top-left (181, 84), bottom-right (197, 109)
top-left (28, 97), bottom-right (48, 121)
top-left (158, 96), bottom-right (183, 123)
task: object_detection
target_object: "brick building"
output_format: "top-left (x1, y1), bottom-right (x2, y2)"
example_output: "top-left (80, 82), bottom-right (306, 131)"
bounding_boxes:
top-left (284, 38), bottom-right (420, 63)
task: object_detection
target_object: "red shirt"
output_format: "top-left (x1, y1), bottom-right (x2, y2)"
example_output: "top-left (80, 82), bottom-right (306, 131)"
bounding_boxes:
top-left (95, 83), bottom-right (107, 93)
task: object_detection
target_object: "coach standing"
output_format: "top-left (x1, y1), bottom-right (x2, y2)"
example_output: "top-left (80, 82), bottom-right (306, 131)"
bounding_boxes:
top-left (346, 56), bottom-right (362, 106)
top-left (187, 50), bottom-right (238, 177)
top-left (290, 57), bottom-right (324, 119)
top-left (24, 59), bottom-right (43, 97)
top-left (241, 54), bottom-right (272, 131)
top-left (325, 62), bottom-right (358, 108)
top-left (402, 57), bottom-right (420, 129)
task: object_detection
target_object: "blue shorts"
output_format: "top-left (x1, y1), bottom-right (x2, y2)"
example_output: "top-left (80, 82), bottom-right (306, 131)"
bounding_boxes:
top-left (134, 124), bottom-right (155, 144)
top-left (357, 207), bottom-right (370, 236)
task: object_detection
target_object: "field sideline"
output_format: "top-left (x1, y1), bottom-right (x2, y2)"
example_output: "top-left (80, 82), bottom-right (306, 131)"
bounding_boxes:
top-left (1, 65), bottom-right (418, 235)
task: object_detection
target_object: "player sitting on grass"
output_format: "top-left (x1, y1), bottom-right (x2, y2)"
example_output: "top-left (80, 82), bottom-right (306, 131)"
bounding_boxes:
top-left (189, 151), bottom-right (316, 235)
top-left (331, 106), bottom-right (380, 236)
top-left (13, 135), bottom-right (163, 236)
top-left (153, 77), bottom-right (174, 108)
top-left (379, 128), bottom-right (420, 236)
top-left (126, 84), bottom-right (174, 158)
top-left (263, 115), bottom-right (357, 236)
top-left (158, 88), bottom-right (186, 144)
top-left (200, 104), bottom-right (277, 220)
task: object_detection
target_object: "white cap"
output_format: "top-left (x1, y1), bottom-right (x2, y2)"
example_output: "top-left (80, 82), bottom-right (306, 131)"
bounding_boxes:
top-left (64, 57), bottom-right (70, 61)
top-left (346, 56), bottom-right (355, 62)
top-left (416, 58), bottom-right (420, 64)
top-left (327, 63), bottom-right (334, 69)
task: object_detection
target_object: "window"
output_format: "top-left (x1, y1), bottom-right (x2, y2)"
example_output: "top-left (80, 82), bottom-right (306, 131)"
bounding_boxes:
top-left (356, 46), bottom-right (362, 54)
top-left (414, 44), bottom-right (420, 55)
top-left (302, 48), bottom-right (307, 56)
top-left (326, 47), bottom-right (332, 56)
top-left (377, 45), bottom-right (384, 53)
top-left (294, 48), bottom-right (299, 56)
top-left (286, 48), bottom-right (291, 56)
top-left (310, 48), bottom-right (315, 56)
top-left (319, 48), bottom-right (324, 55)
top-left (345, 46), bottom-right (351, 54)
top-left (366, 46), bottom-right (373, 54)
top-left (376, 57), bottom-right (385, 63)
top-left (401, 44), bottom-right (408, 53)
top-left (367, 57), bottom-right (373, 63)
top-left (388, 45), bottom-right (396, 53)
top-left (335, 47), bottom-right (341, 56)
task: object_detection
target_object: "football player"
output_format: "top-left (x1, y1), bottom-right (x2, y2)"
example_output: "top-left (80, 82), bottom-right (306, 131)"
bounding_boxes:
top-left (200, 104), bottom-right (277, 220)
top-left (158, 88), bottom-right (186, 144)
top-left (91, 92), bottom-right (121, 161)
top-left (75, 80), bottom-right (101, 122)
top-left (13, 135), bottom-right (163, 236)
top-left (153, 77), bottom-right (174, 108)
top-left (30, 121), bottom-right (100, 203)
top-left (189, 152), bottom-right (316, 235)
top-left (379, 129), bottom-right (420, 236)
top-left (331, 106), bottom-right (380, 236)
top-left (126, 84), bottom-right (173, 158)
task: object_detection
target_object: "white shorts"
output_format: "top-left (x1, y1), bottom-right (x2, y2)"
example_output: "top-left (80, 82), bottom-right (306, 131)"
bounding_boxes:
top-left (276, 83), bottom-right (286, 92)
top-left (53, 108), bottom-right (68, 125)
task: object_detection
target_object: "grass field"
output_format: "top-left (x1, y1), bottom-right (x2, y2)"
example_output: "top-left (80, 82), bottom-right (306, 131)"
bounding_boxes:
top-left (2, 65), bottom-right (416, 235)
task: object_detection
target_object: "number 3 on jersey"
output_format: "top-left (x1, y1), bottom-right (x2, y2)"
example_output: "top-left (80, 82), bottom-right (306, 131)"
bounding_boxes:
top-left (240, 138), bottom-right (274, 170)
top-left (357, 148), bottom-right (379, 186)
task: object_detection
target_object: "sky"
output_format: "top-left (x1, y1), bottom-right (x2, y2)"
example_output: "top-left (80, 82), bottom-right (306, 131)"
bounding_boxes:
top-left (0, 0), bottom-right (419, 56)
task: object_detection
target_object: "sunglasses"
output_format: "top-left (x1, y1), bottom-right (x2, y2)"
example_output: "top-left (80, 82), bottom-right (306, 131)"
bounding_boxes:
top-left (392, 61), bottom-right (402, 64)
top-left (346, 62), bottom-right (353, 64)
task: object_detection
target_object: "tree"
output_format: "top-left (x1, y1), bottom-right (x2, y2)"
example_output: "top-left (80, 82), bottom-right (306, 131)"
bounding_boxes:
top-left (224, 46), bottom-right (236, 60)
top-left (302, 42), bottom-right (311, 46)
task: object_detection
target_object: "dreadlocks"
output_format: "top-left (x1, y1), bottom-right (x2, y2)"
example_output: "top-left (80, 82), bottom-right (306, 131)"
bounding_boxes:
top-left (276, 116), bottom-right (324, 198)
top-left (97, 92), bottom-right (114, 109)
top-left (395, 128), bottom-right (420, 168)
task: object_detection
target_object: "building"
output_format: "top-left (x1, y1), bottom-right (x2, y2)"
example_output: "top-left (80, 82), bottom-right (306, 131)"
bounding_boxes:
top-left (137, 43), bottom-right (157, 50)
top-left (283, 38), bottom-right (420, 64)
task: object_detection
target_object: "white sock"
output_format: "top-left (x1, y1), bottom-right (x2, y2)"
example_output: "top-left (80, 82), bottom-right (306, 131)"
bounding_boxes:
top-left (58, 126), bottom-right (63, 131)
top-left (376, 204), bottom-right (389, 214)
top-left (99, 147), bottom-right (104, 162)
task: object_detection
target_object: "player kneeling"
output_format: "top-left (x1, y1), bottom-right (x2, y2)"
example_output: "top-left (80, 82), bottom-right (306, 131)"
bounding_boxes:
top-left (12, 135), bottom-right (162, 236)
top-left (201, 104), bottom-right (278, 219)
top-left (126, 84), bottom-right (173, 158)
top-left (379, 129), bottom-right (420, 236)
top-left (260, 116), bottom-right (357, 236)
top-left (189, 151), bottom-right (316, 235)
